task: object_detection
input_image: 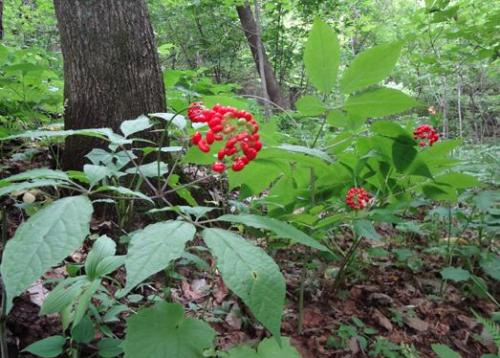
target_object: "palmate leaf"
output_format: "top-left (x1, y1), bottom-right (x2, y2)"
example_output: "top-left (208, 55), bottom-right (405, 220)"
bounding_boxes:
top-left (0, 196), bottom-right (93, 312)
top-left (123, 302), bottom-right (215, 358)
top-left (202, 229), bottom-right (285, 339)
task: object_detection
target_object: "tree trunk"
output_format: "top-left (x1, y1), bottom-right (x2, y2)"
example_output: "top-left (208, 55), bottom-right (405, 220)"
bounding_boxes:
top-left (53, 0), bottom-right (166, 170)
top-left (0, 0), bottom-right (4, 40)
top-left (236, 2), bottom-right (287, 109)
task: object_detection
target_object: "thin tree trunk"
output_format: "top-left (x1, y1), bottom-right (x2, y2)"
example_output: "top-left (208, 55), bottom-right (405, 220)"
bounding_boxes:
top-left (53, 0), bottom-right (166, 170)
top-left (457, 77), bottom-right (463, 138)
top-left (236, 2), bottom-right (287, 109)
top-left (0, 0), bottom-right (4, 40)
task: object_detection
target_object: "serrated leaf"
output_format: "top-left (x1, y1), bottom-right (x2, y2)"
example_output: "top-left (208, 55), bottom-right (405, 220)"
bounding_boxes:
top-left (340, 42), bottom-right (402, 94)
top-left (304, 18), bottom-right (340, 93)
top-left (123, 302), bottom-right (215, 358)
top-left (217, 214), bottom-right (329, 252)
top-left (440, 267), bottom-right (471, 282)
top-left (22, 336), bottom-right (66, 358)
top-left (353, 219), bottom-right (381, 240)
top-left (119, 221), bottom-right (196, 296)
top-left (344, 88), bottom-right (418, 118)
top-left (120, 115), bottom-right (152, 137)
top-left (0, 196), bottom-right (93, 312)
top-left (202, 229), bottom-right (285, 338)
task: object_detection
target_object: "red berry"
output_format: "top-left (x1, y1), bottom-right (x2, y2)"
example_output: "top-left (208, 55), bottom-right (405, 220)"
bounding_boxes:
top-left (253, 141), bottom-right (262, 151)
top-left (345, 187), bottom-right (371, 210)
top-left (218, 149), bottom-right (226, 160)
top-left (191, 132), bottom-right (202, 145)
top-left (206, 130), bottom-right (215, 144)
top-left (198, 140), bottom-right (210, 153)
top-left (212, 162), bottom-right (226, 173)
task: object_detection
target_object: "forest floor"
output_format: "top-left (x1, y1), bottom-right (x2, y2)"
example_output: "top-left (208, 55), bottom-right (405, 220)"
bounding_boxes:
top-left (1, 147), bottom-right (498, 358)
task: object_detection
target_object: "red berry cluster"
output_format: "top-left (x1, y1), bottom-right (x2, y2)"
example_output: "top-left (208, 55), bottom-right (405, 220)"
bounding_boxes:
top-left (345, 187), bottom-right (371, 210)
top-left (413, 124), bottom-right (439, 147)
top-left (187, 102), bottom-right (262, 172)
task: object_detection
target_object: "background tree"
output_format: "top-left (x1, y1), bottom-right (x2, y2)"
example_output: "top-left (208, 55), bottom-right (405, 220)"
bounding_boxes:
top-left (237, 1), bottom-right (286, 108)
top-left (0, 0), bottom-right (3, 40)
top-left (53, 0), bottom-right (165, 169)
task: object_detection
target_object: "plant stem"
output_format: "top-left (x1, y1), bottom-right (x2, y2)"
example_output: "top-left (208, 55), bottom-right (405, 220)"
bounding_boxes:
top-left (332, 233), bottom-right (363, 295)
top-left (297, 267), bottom-right (306, 335)
top-left (440, 205), bottom-right (453, 296)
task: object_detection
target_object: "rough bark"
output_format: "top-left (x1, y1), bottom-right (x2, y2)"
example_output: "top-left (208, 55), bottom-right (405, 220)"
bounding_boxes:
top-left (53, 0), bottom-right (166, 170)
top-left (236, 3), bottom-right (287, 109)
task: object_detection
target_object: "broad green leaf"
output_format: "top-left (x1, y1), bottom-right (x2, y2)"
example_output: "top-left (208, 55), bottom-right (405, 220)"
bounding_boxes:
top-left (72, 278), bottom-right (102, 328)
top-left (296, 95), bottom-right (325, 116)
top-left (304, 18), bottom-right (340, 93)
top-left (440, 267), bottom-right (471, 282)
top-left (94, 186), bottom-right (154, 203)
top-left (150, 112), bottom-right (187, 130)
top-left (223, 337), bottom-right (300, 358)
top-left (276, 144), bottom-right (334, 163)
top-left (98, 338), bottom-right (124, 358)
top-left (217, 214), bottom-right (329, 252)
top-left (435, 173), bottom-right (480, 189)
top-left (71, 315), bottom-right (95, 344)
top-left (95, 256), bottom-right (125, 278)
top-left (202, 229), bottom-right (285, 338)
top-left (22, 336), bottom-right (66, 358)
top-left (392, 140), bottom-right (417, 172)
top-left (125, 161), bottom-right (168, 177)
top-left (123, 302), bottom-right (215, 358)
top-left (340, 42), bottom-right (402, 94)
top-left (0, 168), bottom-right (69, 183)
top-left (120, 115), bottom-right (152, 137)
top-left (0, 196), bottom-right (93, 312)
top-left (40, 277), bottom-right (87, 315)
top-left (148, 206), bottom-right (218, 220)
top-left (120, 221), bottom-right (196, 296)
top-left (431, 344), bottom-right (461, 358)
top-left (423, 184), bottom-right (457, 202)
top-left (0, 179), bottom-right (63, 197)
top-left (371, 120), bottom-right (414, 141)
top-left (85, 236), bottom-right (116, 280)
top-left (344, 88), bottom-right (419, 118)
top-left (480, 255), bottom-right (500, 280)
top-left (83, 164), bottom-right (115, 186)
top-left (353, 220), bottom-right (381, 240)
top-left (327, 110), bottom-right (365, 130)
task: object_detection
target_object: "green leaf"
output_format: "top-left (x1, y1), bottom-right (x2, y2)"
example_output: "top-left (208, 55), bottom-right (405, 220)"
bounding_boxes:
top-left (423, 184), bottom-right (457, 202)
top-left (94, 186), bottom-right (154, 203)
top-left (327, 110), bottom-right (365, 130)
top-left (95, 256), bottom-right (125, 278)
top-left (431, 344), bottom-right (462, 358)
top-left (0, 196), bottom-right (93, 312)
top-left (353, 220), bottom-right (381, 240)
top-left (435, 173), bottom-right (480, 189)
top-left (119, 221), bottom-right (196, 296)
top-left (224, 337), bottom-right (300, 358)
top-left (40, 277), bottom-right (87, 315)
top-left (217, 214), bottom-right (329, 252)
top-left (83, 165), bottom-right (115, 186)
top-left (120, 115), bottom-right (152, 137)
top-left (125, 161), bottom-right (168, 177)
top-left (340, 42), bottom-right (402, 94)
top-left (71, 315), bottom-right (95, 344)
top-left (202, 229), bottom-right (285, 338)
top-left (480, 255), bottom-right (500, 281)
top-left (150, 112), bottom-right (187, 130)
top-left (275, 144), bottom-right (333, 163)
top-left (98, 338), bottom-right (124, 358)
top-left (122, 302), bottom-right (215, 358)
top-left (0, 179), bottom-right (64, 198)
top-left (344, 88), bottom-right (418, 118)
top-left (392, 140), bottom-right (417, 172)
top-left (0, 168), bottom-right (69, 183)
top-left (440, 267), bottom-right (471, 282)
top-left (304, 18), bottom-right (340, 93)
top-left (22, 336), bottom-right (66, 358)
top-left (85, 235), bottom-right (116, 280)
top-left (296, 95), bottom-right (325, 116)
